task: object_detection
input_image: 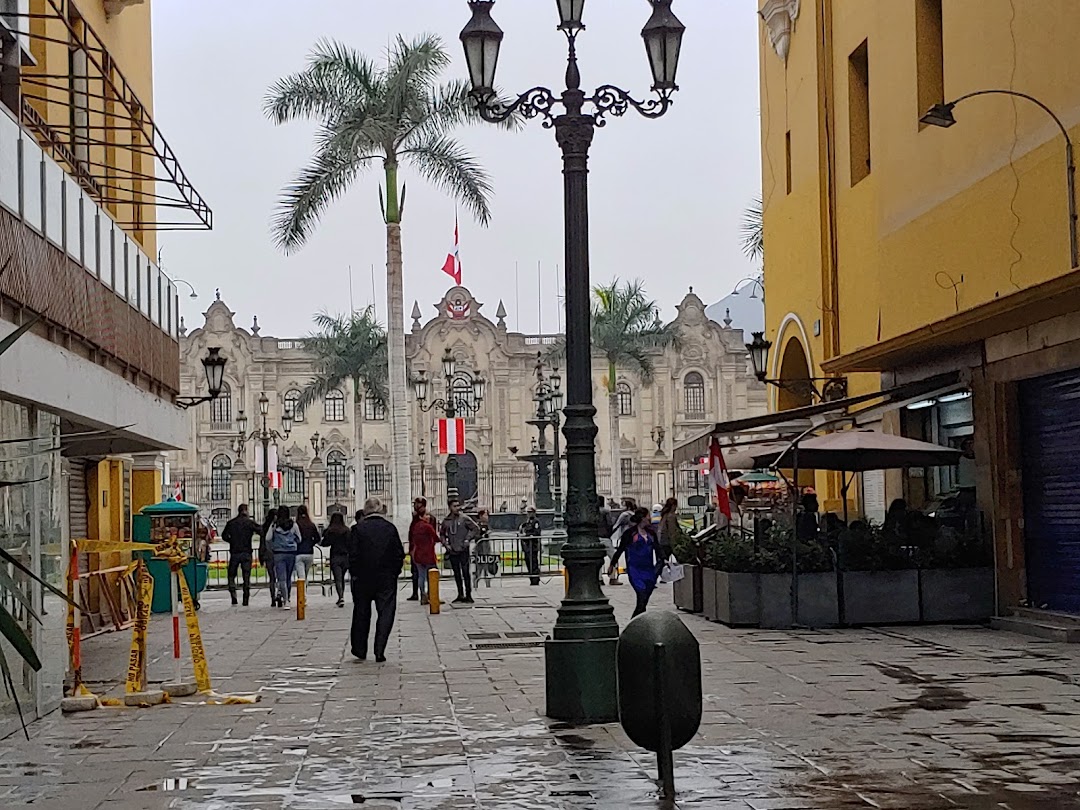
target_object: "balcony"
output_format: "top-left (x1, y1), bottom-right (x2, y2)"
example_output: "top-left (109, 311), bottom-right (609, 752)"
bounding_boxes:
top-left (0, 0), bottom-right (212, 398)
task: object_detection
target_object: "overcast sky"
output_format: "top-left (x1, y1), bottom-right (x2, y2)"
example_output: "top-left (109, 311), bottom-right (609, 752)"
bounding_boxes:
top-left (151, 1), bottom-right (763, 339)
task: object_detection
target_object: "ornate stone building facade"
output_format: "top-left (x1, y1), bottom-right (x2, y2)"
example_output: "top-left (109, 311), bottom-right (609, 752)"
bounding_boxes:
top-left (172, 286), bottom-right (766, 523)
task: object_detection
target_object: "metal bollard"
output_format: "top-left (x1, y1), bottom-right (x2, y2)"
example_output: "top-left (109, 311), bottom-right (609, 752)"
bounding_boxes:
top-left (428, 568), bottom-right (440, 615)
top-left (296, 579), bottom-right (306, 621)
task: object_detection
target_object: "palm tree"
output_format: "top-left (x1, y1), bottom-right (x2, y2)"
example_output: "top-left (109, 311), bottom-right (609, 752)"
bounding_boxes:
top-left (265, 35), bottom-right (509, 527)
top-left (295, 308), bottom-right (387, 514)
top-left (591, 280), bottom-right (678, 501)
top-left (741, 196), bottom-right (764, 263)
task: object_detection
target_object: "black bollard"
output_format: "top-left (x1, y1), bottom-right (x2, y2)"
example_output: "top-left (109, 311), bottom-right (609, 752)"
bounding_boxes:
top-left (618, 612), bottom-right (702, 800)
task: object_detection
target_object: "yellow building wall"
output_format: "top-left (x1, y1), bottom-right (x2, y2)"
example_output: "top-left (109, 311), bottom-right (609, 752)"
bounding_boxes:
top-left (759, 0), bottom-right (1080, 506)
top-left (22, 0), bottom-right (156, 254)
top-left (131, 466), bottom-right (162, 515)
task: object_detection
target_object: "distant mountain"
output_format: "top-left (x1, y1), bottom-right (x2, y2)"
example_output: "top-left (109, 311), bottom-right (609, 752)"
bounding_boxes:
top-left (706, 291), bottom-right (764, 335)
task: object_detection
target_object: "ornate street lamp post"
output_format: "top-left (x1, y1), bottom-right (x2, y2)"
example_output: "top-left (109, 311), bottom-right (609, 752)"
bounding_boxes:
top-left (175, 347), bottom-right (227, 409)
top-left (234, 392), bottom-right (293, 522)
top-left (460, 0), bottom-right (685, 722)
top-left (413, 348), bottom-right (486, 505)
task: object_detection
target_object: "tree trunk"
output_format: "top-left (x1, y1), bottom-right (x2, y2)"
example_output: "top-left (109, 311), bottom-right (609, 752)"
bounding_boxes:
top-left (353, 379), bottom-right (365, 516)
top-left (608, 360), bottom-right (622, 503)
top-left (385, 219), bottom-right (411, 533)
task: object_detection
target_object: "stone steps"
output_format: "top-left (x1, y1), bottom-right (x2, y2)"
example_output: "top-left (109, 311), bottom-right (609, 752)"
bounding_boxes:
top-left (991, 608), bottom-right (1080, 643)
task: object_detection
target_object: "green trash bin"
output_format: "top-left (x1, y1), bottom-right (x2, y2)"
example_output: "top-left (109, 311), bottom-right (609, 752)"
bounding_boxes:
top-left (134, 553), bottom-right (207, 614)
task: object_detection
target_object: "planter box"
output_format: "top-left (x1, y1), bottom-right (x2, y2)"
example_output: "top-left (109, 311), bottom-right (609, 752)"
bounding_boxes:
top-left (842, 570), bottom-right (920, 625)
top-left (701, 567), bottom-right (720, 621)
top-left (920, 567), bottom-right (994, 622)
top-left (756, 573), bottom-right (839, 629)
top-left (714, 571), bottom-right (759, 626)
top-left (672, 563), bottom-right (704, 613)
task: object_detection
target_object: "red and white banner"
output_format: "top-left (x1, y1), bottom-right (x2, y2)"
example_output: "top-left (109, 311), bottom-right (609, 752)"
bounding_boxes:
top-left (441, 216), bottom-right (462, 286)
top-left (437, 418), bottom-right (466, 455)
top-left (268, 471), bottom-right (284, 490)
top-left (708, 437), bottom-right (732, 521)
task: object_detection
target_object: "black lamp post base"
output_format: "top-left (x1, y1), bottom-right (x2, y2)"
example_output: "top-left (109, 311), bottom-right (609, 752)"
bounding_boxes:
top-left (545, 636), bottom-right (618, 722)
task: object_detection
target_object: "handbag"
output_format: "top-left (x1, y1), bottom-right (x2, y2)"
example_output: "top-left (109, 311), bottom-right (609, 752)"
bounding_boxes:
top-left (659, 557), bottom-right (685, 584)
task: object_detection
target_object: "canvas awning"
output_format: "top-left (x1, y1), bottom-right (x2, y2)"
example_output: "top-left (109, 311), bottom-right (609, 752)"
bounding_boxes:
top-left (752, 429), bottom-right (962, 472)
top-left (671, 371), bottom-right (961, 467)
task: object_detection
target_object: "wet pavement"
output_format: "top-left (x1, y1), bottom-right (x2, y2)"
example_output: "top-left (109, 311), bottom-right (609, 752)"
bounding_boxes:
top-left (2, 575), bottom-right (1080, 808)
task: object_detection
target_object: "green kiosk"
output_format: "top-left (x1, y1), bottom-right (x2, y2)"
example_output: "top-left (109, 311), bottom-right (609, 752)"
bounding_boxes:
top-left (132, 500), bottom-right (209, 613)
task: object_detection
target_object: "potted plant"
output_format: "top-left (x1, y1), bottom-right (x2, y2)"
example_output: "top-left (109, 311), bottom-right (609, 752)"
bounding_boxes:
top-left (838, 521), bottom-right (919, 625)
top-left (756, 523), bottom-right (838, 629)
top-left (703, 530), bottom-right (761, 626)
top-left (918, 525), bottom-right (994, 622)
top-left (670, 524), bottom-right (704, 614)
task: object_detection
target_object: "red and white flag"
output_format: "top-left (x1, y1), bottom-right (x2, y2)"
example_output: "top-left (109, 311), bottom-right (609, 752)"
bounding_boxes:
top-left (708, 437), bottom-right (732, 521)
top-left (441, 216), bottom-right (462, 286)
top-left (268, 472), bottom-right (284, 490)
top-left (437, 418), bottom-right (466, 454)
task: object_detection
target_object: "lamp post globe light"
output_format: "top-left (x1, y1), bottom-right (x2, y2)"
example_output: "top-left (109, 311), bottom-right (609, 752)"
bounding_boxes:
top-left (176, 347), bottom-right (228, 410)
top-left (460, 0), bottom-right (685, 723)
top-left (234, 393), bottom-right (294, 522)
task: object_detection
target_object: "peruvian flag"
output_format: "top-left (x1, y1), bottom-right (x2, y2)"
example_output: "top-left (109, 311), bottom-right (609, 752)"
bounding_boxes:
top-left (268, 472), bottom-right (284, 490)
top-left (441, 216), bottom-right (462, 285)
top-left (708, 437), bottom-right (732, 521)
top-left (437, 418), bottom-right (466, 454)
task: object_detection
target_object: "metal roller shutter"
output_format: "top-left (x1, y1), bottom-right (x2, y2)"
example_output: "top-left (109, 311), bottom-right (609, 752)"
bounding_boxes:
top-left (66, 459), bottom-right (89, 541)
top-left (1019, 369), bottom-right (1080, 613)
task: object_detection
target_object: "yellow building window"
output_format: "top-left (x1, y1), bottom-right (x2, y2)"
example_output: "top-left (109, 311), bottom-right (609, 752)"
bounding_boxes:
top-left (916, 0), bottom-right (945, 125)
top-left (848, 39), bottom-right (871, 185)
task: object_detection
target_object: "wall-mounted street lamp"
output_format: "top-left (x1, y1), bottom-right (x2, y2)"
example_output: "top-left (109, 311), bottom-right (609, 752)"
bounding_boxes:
top-left (173, 279), bottom-right (199, 300)
top-left (175, 347), bottom-right (227, 410)
top-left (922, 90), bottom-right (1077, 270)
top-left (745, 332), bottom-right (848, 403)
top-left (731, 276), bottom-right (764, 299)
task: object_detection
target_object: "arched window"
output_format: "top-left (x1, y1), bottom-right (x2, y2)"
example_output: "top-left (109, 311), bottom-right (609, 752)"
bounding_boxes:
top-left (364, 390), bottom-right (387, 421)
top-left (284, 389), bottom-right (303, 423)
top-left (327, 450), bottom-right (347, 499)
top-left (211, 453), bottom-right (232, 501)
top-left (616, 381), bottom-right (633, 417)
top-left (209, 382), bottom-right (232, 425)
top-left (684, 372), bottom-right (705, 415)
top-left (451, 374), bottom-right (476, 416)
top-left (324, 389), bottom-right (345, 422)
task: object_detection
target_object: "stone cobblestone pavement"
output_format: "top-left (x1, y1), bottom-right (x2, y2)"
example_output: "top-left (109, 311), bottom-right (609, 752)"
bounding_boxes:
top-left (2, 574), bottom-right (1080, 809)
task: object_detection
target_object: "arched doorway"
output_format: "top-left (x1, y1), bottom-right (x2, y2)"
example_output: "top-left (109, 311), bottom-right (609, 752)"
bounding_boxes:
top-left (446, 450), bottom-right (479, 504)
top-left (777, 338), bottom-right (813, 411)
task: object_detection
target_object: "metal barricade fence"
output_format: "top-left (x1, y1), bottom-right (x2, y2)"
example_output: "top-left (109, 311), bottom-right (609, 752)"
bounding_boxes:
top-left (204, 532), bottom-right (570, 593)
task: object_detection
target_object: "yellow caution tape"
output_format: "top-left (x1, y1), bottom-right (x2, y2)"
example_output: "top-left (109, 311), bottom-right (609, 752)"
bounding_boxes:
top-left (176, 572), bottom-right (212, 694)
top-left (124, 562), bottom-right (153, 694)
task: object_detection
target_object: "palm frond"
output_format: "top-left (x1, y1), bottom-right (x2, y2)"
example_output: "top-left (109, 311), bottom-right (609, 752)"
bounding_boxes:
top-left (590, 278), bottom-right (675, 378)
top-left (299, 307), bottom-right (388, 412)
top-left (401, 134), bottom-right (493, 226)
top-left (741, 197), bottom-right (764, 263)
top-left (271, 142), bottom-right (377, 253)
top-left (385, 34), bottom-right (451, 119)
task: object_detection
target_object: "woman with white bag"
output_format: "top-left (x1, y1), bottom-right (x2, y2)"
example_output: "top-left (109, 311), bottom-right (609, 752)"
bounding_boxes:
top-left (609, 507), bottom-right (665, 617)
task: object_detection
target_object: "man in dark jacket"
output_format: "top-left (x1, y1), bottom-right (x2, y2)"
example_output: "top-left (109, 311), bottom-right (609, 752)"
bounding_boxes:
top-left (349, 497), bottom-right (405, 663)
top-left (518, 507), bottom-right (542, 586)
top-left (222, 504), bottom-right (259, 606)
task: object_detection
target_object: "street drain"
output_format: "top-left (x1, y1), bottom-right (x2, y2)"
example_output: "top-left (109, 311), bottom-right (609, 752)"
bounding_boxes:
top-left (550, 789), bottom-right (594, 797)
top-left (351, 792), bottom-right (406, 803)
top-left (138, 778), bottom-right (191, 792)
top-left (505, 631), bottom-right (544, 638)
top-left (472, 640), bottom-right (545, 650)
top-left (465, 632), bottom-right (501, 640)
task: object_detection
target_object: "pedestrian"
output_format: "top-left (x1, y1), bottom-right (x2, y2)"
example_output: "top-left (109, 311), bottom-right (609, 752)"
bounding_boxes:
top-left (259, 507), bottom-right (278, 606)
top-left (349, 498), bottom-right (405, 662)
top-left (657, 497), bottom-right (680, 561)
top-left (518, 506), bottom-right (542, 586)
top-left (321, 512), bottom-right (350, 607)
top-left (606, 497), bottom-right (637, 585)
top-left (294, 505), bottom-right (321, 586)
top-left (270, 505), bottom-right (301, 608)
top-left (409, 506), bottom-right (439, 605)
top-left (222, 504), bottom-right (258, 606)
top-left (408, 498), bottom-right (437, 601)
top-left (609, 506), bottom-right (664, 618)
top-left (472, 508), bottom-right (495, 589)
top-left (440, 499), bottom-right (478, 603)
